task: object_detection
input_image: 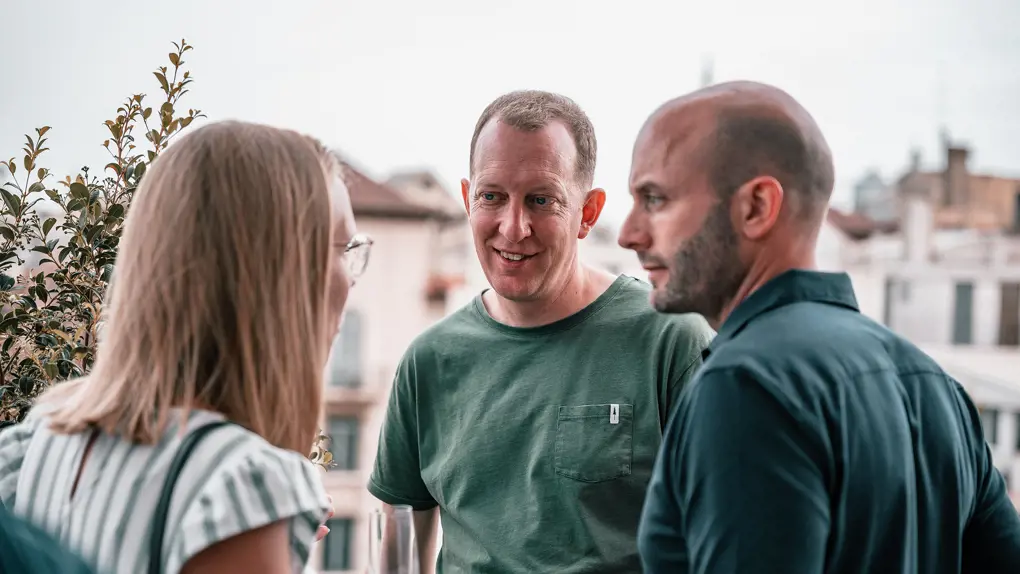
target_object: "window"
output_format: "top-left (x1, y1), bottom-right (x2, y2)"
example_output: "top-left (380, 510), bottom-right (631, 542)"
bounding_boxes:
top-left (329, 309), bottom-right (363, 387)
top-left (899, 281), bottom-right (911, 301)
top-left (1015, 412), bottom-right (1020, 451)
top-left (322, 517), bottom-right (354, 571)
top-left (883, 277), bottom-right (895, 326)
top-left (999, 283), bottom-right (1020, 347)
top-left (1013, 189), bottom-right (1020, 232)
top-left (327, 415), bottom-right (359, 471)
top-left (981, 408), bottom-right (999, 444)
top-left (952, 282), bottom-right (974, 345)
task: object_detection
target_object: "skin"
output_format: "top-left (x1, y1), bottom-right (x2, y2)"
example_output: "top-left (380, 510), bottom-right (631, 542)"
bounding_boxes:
top-left (618, 81), bottom-right (832, 329)
top-left (460, 117), bottom-right (615, 328)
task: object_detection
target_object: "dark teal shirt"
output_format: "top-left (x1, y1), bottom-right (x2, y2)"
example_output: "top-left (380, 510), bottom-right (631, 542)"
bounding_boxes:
top-left (638, 269), bottom-right (1020, 573)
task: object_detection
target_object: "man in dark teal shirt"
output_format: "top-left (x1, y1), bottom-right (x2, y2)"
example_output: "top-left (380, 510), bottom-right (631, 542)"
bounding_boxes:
top-left (618, 80), bottom-right (1020, 573)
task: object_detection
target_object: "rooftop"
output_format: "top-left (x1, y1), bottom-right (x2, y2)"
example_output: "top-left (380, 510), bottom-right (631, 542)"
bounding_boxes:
top-left (338, 161), bottom-right (462, 221)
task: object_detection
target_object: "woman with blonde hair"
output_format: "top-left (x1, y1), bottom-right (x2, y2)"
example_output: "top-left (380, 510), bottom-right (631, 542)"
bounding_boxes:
top-left (0, 120), bottom-right (371, 573)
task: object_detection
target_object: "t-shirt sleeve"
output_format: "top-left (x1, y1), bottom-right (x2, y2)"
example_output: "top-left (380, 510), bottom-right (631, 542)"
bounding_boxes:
top-left (368, 352), bottom-right (438, 510)
top-left (665, 316), bottom-right (715, 424)
top-left (0, 419), bottom-right (37, 509)
top-left (666, 367), bottom-right (829, 573)
top-left (164, 442), bottom-right (331, 574)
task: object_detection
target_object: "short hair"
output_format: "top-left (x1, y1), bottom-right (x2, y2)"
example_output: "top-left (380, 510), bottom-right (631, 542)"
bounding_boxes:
top-left (706, 110), bottom-right (835, 215)
top-left (469, 90), bottom-right (597, 188)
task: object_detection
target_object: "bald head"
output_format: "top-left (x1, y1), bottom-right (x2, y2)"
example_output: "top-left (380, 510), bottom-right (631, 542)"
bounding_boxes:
top-left (644, 80), bottom-right (835, 221)
top-left (621, 81), bottom-right (836, 322)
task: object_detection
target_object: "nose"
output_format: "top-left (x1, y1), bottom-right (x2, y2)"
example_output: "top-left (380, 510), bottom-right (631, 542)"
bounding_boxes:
top-left (498, 202), bottom-right (532, 244)
top-left (618, 205), bottom-right (649, 252)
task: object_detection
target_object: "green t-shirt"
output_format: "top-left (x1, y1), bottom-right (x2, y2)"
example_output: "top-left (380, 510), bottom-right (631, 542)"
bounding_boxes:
top-left (369, 275), bottom-right (714, 573)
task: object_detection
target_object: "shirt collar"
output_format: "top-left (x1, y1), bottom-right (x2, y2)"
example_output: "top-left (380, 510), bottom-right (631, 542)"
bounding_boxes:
top-left (702, 269), bottom-right (859, 360)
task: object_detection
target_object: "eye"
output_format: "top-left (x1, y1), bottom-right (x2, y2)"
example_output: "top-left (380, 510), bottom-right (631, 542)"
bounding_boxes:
top-left (529, 195), bottom-right (555, 207)
top-left (481, 192), bottom-right (497, 201)
top-left (641, 193), bottom-right (665, 210)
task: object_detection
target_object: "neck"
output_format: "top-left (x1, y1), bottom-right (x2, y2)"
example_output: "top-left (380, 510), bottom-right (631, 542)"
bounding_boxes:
top-left (485, 263), bottom-right (616, 328)
top-left (708, 243), bottom-right (817, 330)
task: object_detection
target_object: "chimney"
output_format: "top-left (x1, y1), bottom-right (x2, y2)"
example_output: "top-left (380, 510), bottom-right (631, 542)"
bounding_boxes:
top-left (944, 144), bottom-right (969, 207)
top-left (903, 191), bottom-right (934, 264)
top-left (909, 148), bottom-right (921, 173)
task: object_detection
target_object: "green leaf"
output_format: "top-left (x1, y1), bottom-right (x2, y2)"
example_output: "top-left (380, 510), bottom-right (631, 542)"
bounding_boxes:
top-left (160, 102), bottom-right (174, 115)
top-left (69, 182), bottom-right (89, 200)
top-left (37, 168), bottom-right (45, 180)
top-left (143, 107), bottom-right (152, 120)
top-left (28, 182), bottom-right (44, 193)
top-left (23, 155), bottom-right (32, 171)
top-left (7, 158), bottom-right (15, 175)
top-left (1, 188), bottom-right (20, 216)
top-left (154, 72), bottom-right (169, 92)
top-left (42, 218), bottom-right (56, 236)
top-left (0, 226), bottom-right (13, 241)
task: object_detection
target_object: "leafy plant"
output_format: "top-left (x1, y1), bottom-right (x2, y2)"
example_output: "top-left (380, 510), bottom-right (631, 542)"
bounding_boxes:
top-left (0, 40), bottom-right (333, 469)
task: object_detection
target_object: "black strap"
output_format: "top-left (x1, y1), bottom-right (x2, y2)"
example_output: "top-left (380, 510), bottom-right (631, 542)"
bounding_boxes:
top-left (148, 420), bottom-right (232, 574)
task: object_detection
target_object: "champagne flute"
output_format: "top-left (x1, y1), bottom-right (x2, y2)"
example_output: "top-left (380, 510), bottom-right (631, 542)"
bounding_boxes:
top-left (367, 505), bottom-right (420, 574)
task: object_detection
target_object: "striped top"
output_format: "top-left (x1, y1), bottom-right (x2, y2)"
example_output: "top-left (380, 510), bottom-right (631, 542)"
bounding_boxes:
top-left (0, 408), bottom-right (330, 574)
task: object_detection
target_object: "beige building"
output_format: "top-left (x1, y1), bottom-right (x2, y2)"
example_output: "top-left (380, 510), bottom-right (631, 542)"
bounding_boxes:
top-left (311, 162), bottom-right (466, 573)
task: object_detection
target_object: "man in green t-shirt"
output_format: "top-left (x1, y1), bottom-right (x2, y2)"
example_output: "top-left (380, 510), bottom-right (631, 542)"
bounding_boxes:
top-left (368, 89), bottom-right (714, 573)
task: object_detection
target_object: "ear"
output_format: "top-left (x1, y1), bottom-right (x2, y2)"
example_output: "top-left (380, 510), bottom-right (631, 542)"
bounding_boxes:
top-left (460, 178), bottom-right (471, 214)
top-left (732, 176), bottom-right (783, 240)
top-left (577, 188), bottom-right (607, 239)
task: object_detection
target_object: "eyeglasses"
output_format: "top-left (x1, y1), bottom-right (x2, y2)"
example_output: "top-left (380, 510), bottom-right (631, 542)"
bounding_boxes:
top-left (342, 233), bottom-right (373, 280)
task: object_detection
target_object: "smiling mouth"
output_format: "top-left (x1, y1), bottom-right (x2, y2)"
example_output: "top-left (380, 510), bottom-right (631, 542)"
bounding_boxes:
top-left (496, 249), bottom-right (534, 262)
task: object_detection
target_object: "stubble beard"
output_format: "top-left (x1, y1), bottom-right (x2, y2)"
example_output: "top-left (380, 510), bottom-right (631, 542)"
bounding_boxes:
top-left (654, 204), bottom-right (747, 321)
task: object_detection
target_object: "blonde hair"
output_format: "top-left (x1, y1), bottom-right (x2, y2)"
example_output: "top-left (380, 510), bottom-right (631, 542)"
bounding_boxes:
top-left (38, 120), bottom-right (339, 454)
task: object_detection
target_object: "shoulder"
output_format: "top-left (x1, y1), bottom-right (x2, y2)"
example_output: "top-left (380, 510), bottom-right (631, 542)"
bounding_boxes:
top-left (0, 414), bottom-right (49, 508)
top-left (597, 275), bottom-right (715, 364)
top-left (397, 297), bottom-right (487, 365)
top-left (165, 422), bottom-right (329, 574)
top-left (604, 276), bottom-right (714, 335)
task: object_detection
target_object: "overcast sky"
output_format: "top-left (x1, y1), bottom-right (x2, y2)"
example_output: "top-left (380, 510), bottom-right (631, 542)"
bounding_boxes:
top-left (1, 0), bottom-right (1017, 227)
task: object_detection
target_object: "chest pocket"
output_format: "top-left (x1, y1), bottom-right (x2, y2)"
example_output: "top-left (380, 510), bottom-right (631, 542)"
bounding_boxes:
top-left (554, 403), bottom-right (634, 483)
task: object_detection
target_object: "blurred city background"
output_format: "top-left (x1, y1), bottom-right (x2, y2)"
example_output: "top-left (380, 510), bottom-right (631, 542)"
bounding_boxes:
top-left (1, 0), bottom-right (1017, 572)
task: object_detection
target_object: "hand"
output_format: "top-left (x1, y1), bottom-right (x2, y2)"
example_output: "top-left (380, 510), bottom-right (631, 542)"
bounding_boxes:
top-left (316, 495), bottom-right (335, 542)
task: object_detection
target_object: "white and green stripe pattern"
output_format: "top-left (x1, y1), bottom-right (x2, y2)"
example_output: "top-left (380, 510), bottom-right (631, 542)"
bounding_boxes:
top-left (0, 409), bottom-right (330, 574)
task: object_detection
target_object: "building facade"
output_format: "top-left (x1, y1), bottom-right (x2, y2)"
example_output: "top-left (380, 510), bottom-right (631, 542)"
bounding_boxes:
top-left (311, 162), bottom-right (466, 573)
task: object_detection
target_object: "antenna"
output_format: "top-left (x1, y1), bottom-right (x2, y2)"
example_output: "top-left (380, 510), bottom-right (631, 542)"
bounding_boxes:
top-left (936, 58), bottom-right (949, 148)
top-left (700, 54), bottom-right (714, 88)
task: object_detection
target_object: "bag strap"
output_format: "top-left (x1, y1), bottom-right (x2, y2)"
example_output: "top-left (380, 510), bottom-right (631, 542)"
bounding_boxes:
top-left (148, 420), bottom-right (233, 574)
